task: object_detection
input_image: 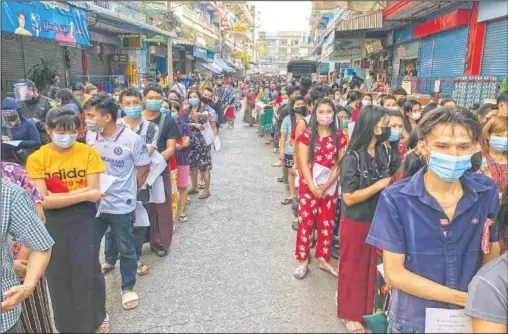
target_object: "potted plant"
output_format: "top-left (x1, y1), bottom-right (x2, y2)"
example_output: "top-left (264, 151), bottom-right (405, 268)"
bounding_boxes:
top-left (27, 57), bottom-right (57, 93)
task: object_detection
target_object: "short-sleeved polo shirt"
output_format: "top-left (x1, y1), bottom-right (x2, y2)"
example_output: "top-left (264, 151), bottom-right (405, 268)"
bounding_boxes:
top-left (281, 115), bottom-right (293, 155)
top-left (87, 127), bottom-right (151, 214)
top-left (366, 168), bottom-right (500, 333)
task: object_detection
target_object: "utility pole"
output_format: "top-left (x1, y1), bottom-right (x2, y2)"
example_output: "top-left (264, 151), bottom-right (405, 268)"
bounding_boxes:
top-left (166, 1), bottom-right (174, 84)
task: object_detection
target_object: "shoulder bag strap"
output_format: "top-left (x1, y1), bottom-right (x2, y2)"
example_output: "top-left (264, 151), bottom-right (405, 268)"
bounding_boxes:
top-left (154, 113), bottom-right (166, 147)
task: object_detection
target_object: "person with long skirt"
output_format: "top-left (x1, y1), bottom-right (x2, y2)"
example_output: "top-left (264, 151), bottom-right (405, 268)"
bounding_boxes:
top-left (337, 105), bottom-right (392, 333)
top-left (141, 83), bottom-right (181, 257)
top-left (26, 107), bottom-right (108, 333)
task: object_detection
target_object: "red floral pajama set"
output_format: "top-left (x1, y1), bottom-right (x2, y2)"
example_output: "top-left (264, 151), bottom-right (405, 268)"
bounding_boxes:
top-left (295, 128), bottom-right (347, 262)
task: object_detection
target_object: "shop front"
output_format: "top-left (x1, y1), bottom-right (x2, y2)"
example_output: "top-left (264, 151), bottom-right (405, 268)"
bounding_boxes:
top-left (478, 2), bottom-right (508, 76)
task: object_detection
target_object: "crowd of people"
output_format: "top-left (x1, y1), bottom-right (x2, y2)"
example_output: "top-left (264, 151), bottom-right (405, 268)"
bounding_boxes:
top-left (243, 76), bottom-right (507, 333)
top-left (0, 77), bottom-right (239, 334)
top-left (1, 72), bottom-right (508, 333)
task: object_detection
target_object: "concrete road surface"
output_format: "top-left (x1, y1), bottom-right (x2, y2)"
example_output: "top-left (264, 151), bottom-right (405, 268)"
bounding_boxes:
top-left (103, 109), bottom-right (347, 333)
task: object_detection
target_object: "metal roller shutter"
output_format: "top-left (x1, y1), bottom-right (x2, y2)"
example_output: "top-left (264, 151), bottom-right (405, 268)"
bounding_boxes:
top-left (1, 34), bottom-right (24, 97)
top-left (68, 47), bottom-right (83, 84)
top-left (393, 40), bottom-right (419, 76)
top-left (481, 19), bottom-right (508, 76)
top-left (419, 36), bottom-right (434, 77)
top-left (431, 27), bottom-right (468, 76)
top-left (85, 48), bottom-right (111, 77)
top-left (22, 37), bottom-right (67, 87)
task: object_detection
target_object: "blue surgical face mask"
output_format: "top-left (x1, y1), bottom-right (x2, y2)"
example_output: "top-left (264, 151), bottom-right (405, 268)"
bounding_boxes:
top-left (389, 129), bottom-right (402, 142)
top-left (75, 95), bottom-right (84, 101)
top-left (146, 99), bottom-right (162, 111)
top-left (490, 136), bottom-right (508, 152)
top-left (189, 98), bottom-right (200, 106)
top-left (52, 133), bottom-right (78, 148)
top-left (124, 106), bottom-right (142, 118)
top-left (160, 108), bottom-right (170, 116)
top-left (171, 112), bottom-right (179, 119)
top-left (428, 151), bottom-right (472, 182)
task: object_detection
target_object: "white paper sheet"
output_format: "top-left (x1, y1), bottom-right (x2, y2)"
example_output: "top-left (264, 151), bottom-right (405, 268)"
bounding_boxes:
top-left (213, 135), bottom-right (222, 152)
top-left (425, 308), bottom-right (472, 333)
top-left (133, 201), bottom-right (150, 227)
top-left (348, 122), bottom-right (355, 138)
top-left (312, 163), bottom-right (338, 196)
top-left (200, 122), bottom-right (215, 146)
top-left (148, 175), bottom-right (165, 204)
top-left (3, 140), bottom-right (22, 147)
top-left (99, 174), bottom-right (117, 194)
top-left (144, 150), bottom-right (167, 187)
top-left (377, 263), bottom-right (384, 278)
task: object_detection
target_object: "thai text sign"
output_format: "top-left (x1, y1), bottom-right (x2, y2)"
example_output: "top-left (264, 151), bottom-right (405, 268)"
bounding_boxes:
top-left (1, 1), bottom-right (89, 46)
top-left (230, 22), bottom-right (249, 35)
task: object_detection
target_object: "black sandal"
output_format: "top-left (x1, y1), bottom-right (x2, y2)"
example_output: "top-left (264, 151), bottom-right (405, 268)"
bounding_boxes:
top-left (188, 189), bottom-right (199, 195)
top-left (281, 198), bottom-right (293, 205)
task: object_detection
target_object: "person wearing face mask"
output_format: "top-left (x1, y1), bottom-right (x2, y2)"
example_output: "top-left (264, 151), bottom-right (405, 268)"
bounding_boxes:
top-left (475, 103), bottom-right (498, 126)
top-left (1, 97), bottom-right (41, 163)
top-left (56, 88), bottom-right (88, 142)
top-left (202, 87), bottom-right (219, 136)
top-left (223, 80), bottom-right (237, 129)
top-left (187, 89), bottom-right (213, 200)
top-left (344, 90), bottom-right (362, 119)
top-left (14, 79), bottom-right (58, 144)
top-left (366, 107), bottom-right (501, 334)
top-left (244, 86), bottom-right (258, 126)
top-left (337, 105), bottom-right (391, 333)
top-left (361, 71), bottom-right (378, 92)
top-left (141, 83), bottom-right (182, 257)
top-left (85, 94), bottom-right (151, 311)
top-left (294, 98), bottom-right (347, 281)
top-left (26, 107), bottom-right (108, 333)
top-left (71, 82), bottom-right (86, 104)
top-left (260, 87), bottom-right (275, 144)
top-left (480, 116), bottom-right (508, 206)
top-left (401, 100), bottom-right (422, 146)
top-left (381, 109), bottom-right (404, 176)
top-left (392, 88), bottom-right (408, 112)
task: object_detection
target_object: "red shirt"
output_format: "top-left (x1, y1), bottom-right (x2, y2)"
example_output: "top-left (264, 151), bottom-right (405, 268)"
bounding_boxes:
top-left (297, 128), bottom-right (348, 169)
top-left (351, 108), bottom-right (361, 122)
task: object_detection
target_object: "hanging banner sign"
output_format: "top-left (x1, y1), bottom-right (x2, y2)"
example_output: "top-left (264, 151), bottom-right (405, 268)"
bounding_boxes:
top-left (365, 38), bottom-right (383, 54)
top-left (329, 38), bottom-right (366, 60)
top-left (230, 22), bottom-right (249, 35)
top-left (1, 1), bottom-right (90, 46)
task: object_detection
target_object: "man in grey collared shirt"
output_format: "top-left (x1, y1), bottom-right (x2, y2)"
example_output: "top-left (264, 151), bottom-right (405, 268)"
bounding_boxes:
top-left (1, 181), bottom-right (54, 333)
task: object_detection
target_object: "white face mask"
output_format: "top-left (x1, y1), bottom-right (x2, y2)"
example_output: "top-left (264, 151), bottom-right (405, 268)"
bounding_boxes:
top-left (362, 100), bottom-right (372, 106)
top-left (412, 112), bottom-right (422, 121)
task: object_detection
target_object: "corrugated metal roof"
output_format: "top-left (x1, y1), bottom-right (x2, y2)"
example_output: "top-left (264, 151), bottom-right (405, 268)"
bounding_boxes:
top-left (335, 11), bottom-right (383, 32)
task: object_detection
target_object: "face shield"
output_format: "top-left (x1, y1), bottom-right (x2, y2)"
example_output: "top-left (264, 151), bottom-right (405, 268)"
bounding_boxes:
top-left (13, 82), bottom-right (35, 102)
top-left (2, 109), bottom-right (21, 128)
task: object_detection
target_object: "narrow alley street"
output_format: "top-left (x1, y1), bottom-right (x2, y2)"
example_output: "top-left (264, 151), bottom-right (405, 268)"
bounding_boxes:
top-left (103, 109), bottom-right (346, 333)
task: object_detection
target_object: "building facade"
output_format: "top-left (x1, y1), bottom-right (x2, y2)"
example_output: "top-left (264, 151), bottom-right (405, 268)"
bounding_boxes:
top-left (257, 31), bottom-right (312, 74)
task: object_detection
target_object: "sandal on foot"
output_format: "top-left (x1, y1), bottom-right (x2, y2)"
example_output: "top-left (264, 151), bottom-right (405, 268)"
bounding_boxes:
top-left (198, 184), bottom-right (205, 189)
top-left (101, 263), bottom-right (115, 275)
top-left (319, 263), bottom-right (338, 278)
top-left (188, 190), bottom-right (199, 195)
top-left (122, 291), bottom-right (139, 310)
top-left (294, 265), bottom-right (309, 279)
top-left (95, 314), bottom-right (110, 333)
top-left (281, 198), bottom-right (293, 205)
top-left (179, 215), bottom-right (188, 223)
top-left (271, 161), bottom-right (282, 167)
top-left (136, 262), bottom-right (149, 276)
top-left (199, 193), bottom-right (211, 200)
top-left (292, 219), bottom-right (298, 231)
top-left (342, 320), bottom-right (366, 333)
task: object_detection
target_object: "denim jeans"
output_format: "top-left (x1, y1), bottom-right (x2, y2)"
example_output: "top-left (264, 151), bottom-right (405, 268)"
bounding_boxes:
top-left (105, 226), bottom-right (146, 262)
top-left (387, 322), bottom-right (418, 333)
top-left (96, 212), bottom-right (137, 291)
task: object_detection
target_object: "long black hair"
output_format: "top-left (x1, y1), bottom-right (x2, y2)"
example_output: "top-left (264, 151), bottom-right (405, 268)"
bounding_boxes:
top-left (289, 94), bottom-right (306, 131)
top-left (56, 88), bottom-right (84, 113)
top-left (307, 98), bottom-right (338, 162)
top-left (348, 105), bottom-right (388, 152)
top-left (498, 186), bottom-right (508, 243)
top-left (403, 100), bottom-right (421, 132)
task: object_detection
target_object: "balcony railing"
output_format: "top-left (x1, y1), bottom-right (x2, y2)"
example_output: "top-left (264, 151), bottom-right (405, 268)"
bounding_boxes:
top-left (182, 5), bottom-right (219, 35)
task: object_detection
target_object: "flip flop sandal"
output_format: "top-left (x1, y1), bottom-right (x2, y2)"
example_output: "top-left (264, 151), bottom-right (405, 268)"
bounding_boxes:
top-left (292, 220), bottom-right (298, 231)
top-left (179, 215), bottom-right (188, 223)
top-left (136, 262), bottom-right (149, 276)
top-left (294, 265), bottom-right (309, 279)
top-left (281, 198), bottom-right (293, 205)
top-left (188, 190), bottom-right (199, 195)
top-left (342, 320), bottom-right (366, 334)
top-left (198, 184), bottom-right (205, 189)
top-left (95, 314), bottom-right (110, 334)
top-left (199, 193), bottom-right (211, 200)
top-left (151, 247), bottom-right (168, 257)
top-left (101, 263), bottom-right (115, 275)
top-left (319, 264), bottom-right (338, 278)
top-left (121, 291), bottom-right (139, 310)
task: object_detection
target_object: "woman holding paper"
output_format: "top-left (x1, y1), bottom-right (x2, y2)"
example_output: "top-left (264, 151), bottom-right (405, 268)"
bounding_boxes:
top-left (294, 98), bottom-right (347, 280)
top-left (337, 105), bottom-right (391, 333)
top-left (187, 90), bottom-right (213, 200)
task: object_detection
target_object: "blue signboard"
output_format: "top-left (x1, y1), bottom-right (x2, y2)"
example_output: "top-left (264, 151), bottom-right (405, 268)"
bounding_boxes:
top-left (1, 1), bottom-right (89, 46)
top-left (394, 25), bottom-right (415, 45)
top-left (193, 47), bottom-right (208, 59)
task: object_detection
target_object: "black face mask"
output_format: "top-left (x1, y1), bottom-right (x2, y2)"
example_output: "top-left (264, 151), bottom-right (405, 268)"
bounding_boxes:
top-left (397, 99), bottom-right (406, 107)
top-left (294, 106), bottom-right (307, 115)
top-left (202, 97), bottom-right (212, 104)
top-left (376, 127), bottom-right (391, 142)
top-left (469, 151), bottom-right (483, 172)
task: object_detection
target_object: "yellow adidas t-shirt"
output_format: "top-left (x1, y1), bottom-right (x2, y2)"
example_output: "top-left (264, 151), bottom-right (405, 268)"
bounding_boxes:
top-left (27, 142), bottom-right (105, 191)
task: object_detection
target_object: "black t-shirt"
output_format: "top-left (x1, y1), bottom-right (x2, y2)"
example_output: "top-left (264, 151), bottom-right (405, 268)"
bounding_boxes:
top-left (340, 147), bottom-right (390, 222)
top-left (147, 114), bottom-right (181, 152)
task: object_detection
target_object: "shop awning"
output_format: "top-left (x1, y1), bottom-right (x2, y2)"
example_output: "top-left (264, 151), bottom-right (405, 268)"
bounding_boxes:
top-left (214, 58), bottom-right (235, 72)
top-left (197, 60), bottom-right (222, 74)
top-left (334, 11), bottom-right (383, 32)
